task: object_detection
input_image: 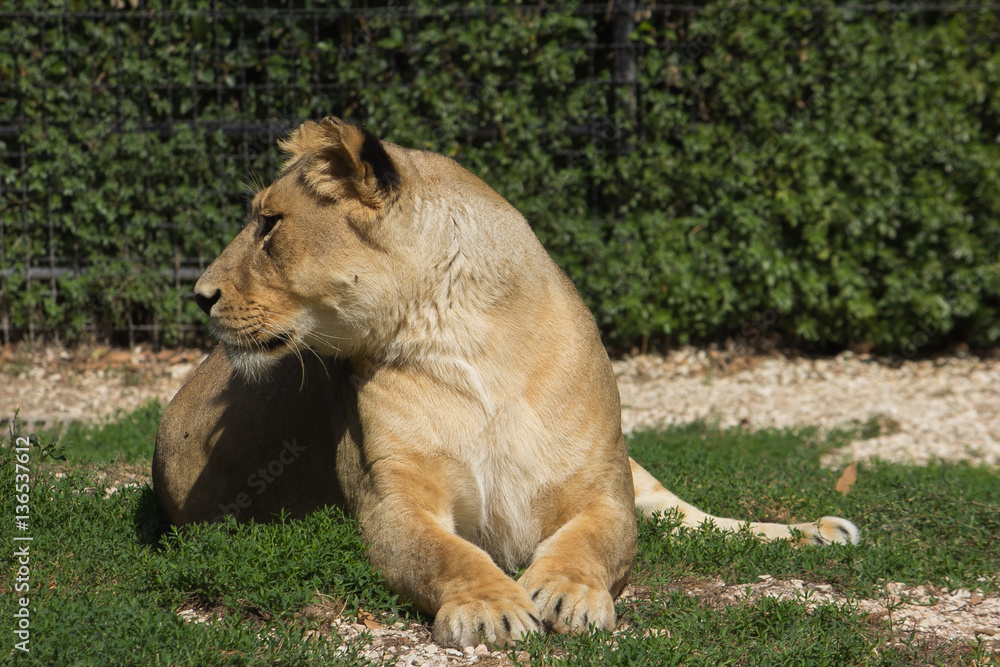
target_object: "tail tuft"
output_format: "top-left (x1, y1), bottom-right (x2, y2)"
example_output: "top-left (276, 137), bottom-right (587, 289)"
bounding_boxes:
top-left (793, 516), bottom-right (860, 546)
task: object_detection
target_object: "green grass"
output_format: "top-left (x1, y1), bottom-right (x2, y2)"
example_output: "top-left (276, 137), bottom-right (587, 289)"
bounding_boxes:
top-left (1, 405), bottom-right (998, 665)
top-left (34, 400), bottom-right (164, 464)
top-left (629, 425), bottom-right (1000, 599)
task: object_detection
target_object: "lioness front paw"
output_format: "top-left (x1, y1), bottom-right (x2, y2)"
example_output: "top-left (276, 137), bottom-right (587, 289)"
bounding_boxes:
top-left (432, 590), bottom-right (542, 647)
top-left (518, 573), bottom-right (615, 634)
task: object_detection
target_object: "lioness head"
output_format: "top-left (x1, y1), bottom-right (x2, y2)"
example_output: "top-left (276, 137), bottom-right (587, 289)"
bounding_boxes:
top-left (194, 117), bottom-right (409, 378)
top-left (195, 116), bottom-right (537, 380)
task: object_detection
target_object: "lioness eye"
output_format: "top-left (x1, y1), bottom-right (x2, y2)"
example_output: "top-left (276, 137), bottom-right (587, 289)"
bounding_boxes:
top-left (259, 213), bottom-right (282, 238)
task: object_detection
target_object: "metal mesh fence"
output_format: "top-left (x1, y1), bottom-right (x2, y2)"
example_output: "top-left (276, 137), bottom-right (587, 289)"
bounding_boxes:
top-left (1, 1), bottom-right (998, 346)
top-left (0, 1), bottom-right (638, 345)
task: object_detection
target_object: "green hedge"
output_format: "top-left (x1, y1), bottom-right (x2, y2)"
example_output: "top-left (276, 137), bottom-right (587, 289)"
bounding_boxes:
top-left (2, 1), bottom-right (999, 351)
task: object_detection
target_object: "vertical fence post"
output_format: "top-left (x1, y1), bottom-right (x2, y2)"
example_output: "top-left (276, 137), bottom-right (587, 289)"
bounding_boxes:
top-left (47, 185), bottom-right (58, 346)
top-left (21, 141), bottom-right (32, 346)
top-left (612, 0), bottom-right (636, 153)
top-left (0, 146), bottom-right (6, 347)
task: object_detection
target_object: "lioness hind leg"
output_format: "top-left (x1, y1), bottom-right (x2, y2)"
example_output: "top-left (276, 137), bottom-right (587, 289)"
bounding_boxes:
top-left (518, 495), bottom-right (637, 634)
top-left (630, 458), bottom-right (860, 546)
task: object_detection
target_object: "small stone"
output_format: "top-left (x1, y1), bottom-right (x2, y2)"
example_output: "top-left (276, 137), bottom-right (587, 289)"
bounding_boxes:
top-left (170, 363), bottom-right (195, 380)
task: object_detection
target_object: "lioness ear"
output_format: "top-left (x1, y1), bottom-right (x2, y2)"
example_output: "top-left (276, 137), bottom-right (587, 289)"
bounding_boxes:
top-left (281, 117), bottom-right (397, 209)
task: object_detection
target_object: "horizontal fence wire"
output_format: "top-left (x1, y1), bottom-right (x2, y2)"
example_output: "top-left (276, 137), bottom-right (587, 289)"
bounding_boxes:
top-left (1, 1), bottom-right (997, 347)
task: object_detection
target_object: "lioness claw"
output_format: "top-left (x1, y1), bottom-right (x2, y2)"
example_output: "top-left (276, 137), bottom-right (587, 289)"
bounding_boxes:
top-left (519, 574), bottom-right (614, 635)
top-left (433, 596), bottom-right (541, 647)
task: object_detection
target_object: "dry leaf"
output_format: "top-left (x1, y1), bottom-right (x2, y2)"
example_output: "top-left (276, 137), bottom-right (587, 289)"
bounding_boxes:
top-left (969, 593), bottom-right (984, 607)
top-left (358, 610), bottom-right (382, 630)
top-left (835, 462), bottom-right (858, 495)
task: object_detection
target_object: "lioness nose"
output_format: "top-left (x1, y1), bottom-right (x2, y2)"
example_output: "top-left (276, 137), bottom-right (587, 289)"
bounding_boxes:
top-left (193, 286), bottom-right (222, 316)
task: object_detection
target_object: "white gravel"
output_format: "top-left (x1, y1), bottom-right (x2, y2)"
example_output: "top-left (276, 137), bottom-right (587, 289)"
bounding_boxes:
top-left (5, 344), bottom-right (999, 469)
top-left (615, 347), bottom-right (1000, 468)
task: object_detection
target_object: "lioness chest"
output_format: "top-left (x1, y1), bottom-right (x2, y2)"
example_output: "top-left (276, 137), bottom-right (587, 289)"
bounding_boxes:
top-left (353, 364), bottom-right (591, 571)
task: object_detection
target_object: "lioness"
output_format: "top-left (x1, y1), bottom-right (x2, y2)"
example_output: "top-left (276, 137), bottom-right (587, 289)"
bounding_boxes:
top-left (154, 117), bottom-right (858, 647)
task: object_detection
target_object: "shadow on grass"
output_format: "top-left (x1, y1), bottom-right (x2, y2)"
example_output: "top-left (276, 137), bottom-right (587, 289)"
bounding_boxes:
top-left (132, 484), bottom-right (173, 547)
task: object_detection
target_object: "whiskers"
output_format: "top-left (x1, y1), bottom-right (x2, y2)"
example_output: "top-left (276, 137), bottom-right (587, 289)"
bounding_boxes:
top-left (266, 304), bottom-right (356, 359)
top-left (237, 167), bottom-right (266, 201)
top-left (214, 306), bottom-right (290, 384)
top-left (256, 319), bottom-right (318, 390)
top-left (224, 346), bottom-right (277, 384)
top-left (213, 300), bottom-right (360, 388)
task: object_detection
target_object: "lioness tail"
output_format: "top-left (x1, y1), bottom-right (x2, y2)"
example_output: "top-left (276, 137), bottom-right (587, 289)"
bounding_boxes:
top-left (629, 458), bottom-right (860, 546)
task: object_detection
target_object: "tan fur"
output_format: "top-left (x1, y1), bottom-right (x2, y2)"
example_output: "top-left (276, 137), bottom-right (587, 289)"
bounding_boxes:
top-left (155, 117), bottom-right (858, 648)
